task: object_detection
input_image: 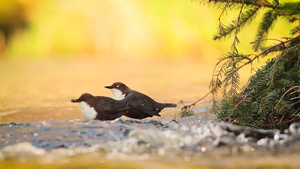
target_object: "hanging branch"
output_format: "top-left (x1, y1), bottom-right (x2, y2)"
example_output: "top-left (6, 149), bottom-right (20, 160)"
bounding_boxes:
top-left (252, 10), bottom-right (278, 51)
top-left (181, 90), bottom-right (212, 112)
top-left (235, 35), bottom-right (300, 73)
top-left (207, 0), bottom-right (274, 8)
top-left (189, 0), bottom-right (300, 129)
top-left (182, 35), bottom-right (300, 115)
top-left (228, 1), bottom-right (244, 100)
top-left (214, 6), bottom-right (260, 40)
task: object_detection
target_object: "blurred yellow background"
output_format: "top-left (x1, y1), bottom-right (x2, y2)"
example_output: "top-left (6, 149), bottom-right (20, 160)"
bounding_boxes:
top-left (0, 0), bottom-right (294, 122)
top-left (2, 0), bottom-right (225, 58)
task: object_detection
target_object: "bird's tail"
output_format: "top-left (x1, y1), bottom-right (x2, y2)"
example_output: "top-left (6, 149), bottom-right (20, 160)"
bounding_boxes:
top-left (162, 103), bottom-right (177, 108)
top-left (71, 98), bottom-right (80, 103)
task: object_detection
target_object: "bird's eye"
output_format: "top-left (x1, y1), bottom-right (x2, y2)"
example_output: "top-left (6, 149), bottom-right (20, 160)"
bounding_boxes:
top-left (116, 85), bottom-right (119, 88)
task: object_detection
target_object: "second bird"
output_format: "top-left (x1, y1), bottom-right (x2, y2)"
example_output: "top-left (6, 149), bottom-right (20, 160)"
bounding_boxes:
top-left (71, 93), bottom-right (130, 121)
top-left (105, 82), bottom-right (177, 119)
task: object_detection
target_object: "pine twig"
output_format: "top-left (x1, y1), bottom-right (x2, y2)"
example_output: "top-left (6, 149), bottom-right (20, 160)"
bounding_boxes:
top-left (228, 0), bottom-right (244, 100)
top-left (253, 116), bottom-right (300, 128)
top-left (250, 38), bottom-right (285, 44)
top-left (275, 86), bottom-right (300, 109)
top-left (233, 88), bottom-right (254, 110)
top-left (235, 35), bottom-right (300, 73)
top-left (181, 90), bottom-right (212, 111)
top-left (207, 0), bottom-right (274, 8)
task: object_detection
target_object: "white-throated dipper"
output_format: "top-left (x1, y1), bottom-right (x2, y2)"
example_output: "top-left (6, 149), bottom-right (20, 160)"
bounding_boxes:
top-left (71, 93), bottom-right (130, 121)
top-left (105, 82), bottom-right (177, 119)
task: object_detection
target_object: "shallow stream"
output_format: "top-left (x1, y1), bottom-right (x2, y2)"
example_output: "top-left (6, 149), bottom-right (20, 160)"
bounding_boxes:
top-left (1, 111), bottom-right (300, 168)
top-left (1, 59), bottom-right (300, 168)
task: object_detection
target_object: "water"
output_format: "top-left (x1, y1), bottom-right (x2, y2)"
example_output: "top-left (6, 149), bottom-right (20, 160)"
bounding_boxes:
top-left (1, 114), bottom-right (300, 168)
top-left (0, 58), bottom-right (213, 123)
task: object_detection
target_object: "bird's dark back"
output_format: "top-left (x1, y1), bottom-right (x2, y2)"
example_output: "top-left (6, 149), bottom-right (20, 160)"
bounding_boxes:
top-left (94, 96), bottom-right (129, 112)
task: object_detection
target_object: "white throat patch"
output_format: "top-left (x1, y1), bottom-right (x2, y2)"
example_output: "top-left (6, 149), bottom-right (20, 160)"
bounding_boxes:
top-left (79, 102), bottom-right (97, 120)
top-left (111, 89), bottom-right (126, 100)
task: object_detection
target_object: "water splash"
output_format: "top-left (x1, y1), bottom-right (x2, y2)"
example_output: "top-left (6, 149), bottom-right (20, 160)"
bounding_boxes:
top-left (1, 114), bottom-right (300, 162)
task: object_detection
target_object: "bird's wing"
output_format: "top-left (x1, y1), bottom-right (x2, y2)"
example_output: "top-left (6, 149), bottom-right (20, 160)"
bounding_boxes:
top-left (125, 93), bottom-right (161, 116)
top-left (94, 96), bottom-right (129, 113)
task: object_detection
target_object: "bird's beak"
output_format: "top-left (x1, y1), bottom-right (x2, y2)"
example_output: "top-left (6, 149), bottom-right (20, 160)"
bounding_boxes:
top-left (105, 85), bottom-right (113, 89)
top-left (71, 99), bottom-right (80, 103)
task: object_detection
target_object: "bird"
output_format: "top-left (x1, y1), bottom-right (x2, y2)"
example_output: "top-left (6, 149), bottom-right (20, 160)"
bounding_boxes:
top-left (71, 93), bottom-right (130, 121)
top-left (105, 82), bottom-right (177, 119)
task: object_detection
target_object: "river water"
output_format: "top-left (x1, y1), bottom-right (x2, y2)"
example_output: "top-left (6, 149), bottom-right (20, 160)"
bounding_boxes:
top-left (1, 58), bottom-right (299, 168)
top-left (1, 113), bottom-right (300, 168)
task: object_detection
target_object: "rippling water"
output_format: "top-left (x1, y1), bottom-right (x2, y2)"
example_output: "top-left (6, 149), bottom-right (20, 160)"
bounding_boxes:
top-left (1, 112), bottom-right (300, 168)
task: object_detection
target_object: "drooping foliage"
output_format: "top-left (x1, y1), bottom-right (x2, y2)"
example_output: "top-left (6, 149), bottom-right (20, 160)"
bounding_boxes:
top-left (184, 0), bottom-right (300, 129)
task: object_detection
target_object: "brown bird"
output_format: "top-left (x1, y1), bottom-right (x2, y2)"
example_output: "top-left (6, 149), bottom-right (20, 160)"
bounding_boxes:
top-left (105, 82), bottom-right (177, 119)
top-left (71, 93), bottom-right (129, 121)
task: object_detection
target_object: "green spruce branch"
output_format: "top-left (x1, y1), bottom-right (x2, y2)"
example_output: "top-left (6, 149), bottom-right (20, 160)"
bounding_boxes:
top-left (184, 0), bottom-right (300, 129)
